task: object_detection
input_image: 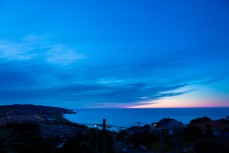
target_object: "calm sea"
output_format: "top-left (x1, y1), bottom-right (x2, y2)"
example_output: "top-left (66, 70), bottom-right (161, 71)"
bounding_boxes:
top-left (64, 108), bottom-right (229, 130)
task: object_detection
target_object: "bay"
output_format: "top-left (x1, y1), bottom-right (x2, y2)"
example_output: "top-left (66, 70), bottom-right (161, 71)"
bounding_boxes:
top-left (64, 108), bottom-right (229, 131)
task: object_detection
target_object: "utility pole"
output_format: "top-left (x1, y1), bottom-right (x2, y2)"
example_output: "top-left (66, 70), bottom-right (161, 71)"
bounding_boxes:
top-left (154, 123), bottom-right (163, 153)
top-left (94, 124), bottom-right (99, 153)
top-left (102, 119), bottom-right (106, 153)
top-left (160, 127), bottom-right (163, 153)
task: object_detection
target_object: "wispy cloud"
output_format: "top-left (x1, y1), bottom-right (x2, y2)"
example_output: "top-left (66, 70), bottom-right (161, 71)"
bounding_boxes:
top-left (0, 35), bottom-right (85, 65)
top-left (46, 44), bottom-right (85, 66)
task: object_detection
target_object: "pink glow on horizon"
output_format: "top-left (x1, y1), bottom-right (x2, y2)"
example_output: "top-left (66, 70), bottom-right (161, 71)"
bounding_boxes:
top-left (128, 103), bottom-right (229, 108)
top-left (128, 98), bottom-right (229, 108)
top-left (127, 85), bottom-right (229, 108)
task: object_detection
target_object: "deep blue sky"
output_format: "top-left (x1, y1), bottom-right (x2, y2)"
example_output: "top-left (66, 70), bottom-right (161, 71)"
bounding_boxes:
top-left (0, 0), bottom-right (229, 108)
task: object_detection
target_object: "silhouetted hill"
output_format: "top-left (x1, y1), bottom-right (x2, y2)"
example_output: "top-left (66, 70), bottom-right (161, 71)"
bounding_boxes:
top-left (0, 104), bottom-right (75, 115)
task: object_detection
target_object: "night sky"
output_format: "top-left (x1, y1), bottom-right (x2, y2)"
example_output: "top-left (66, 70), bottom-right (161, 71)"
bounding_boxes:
top-left (0, 0), bottom-right (229, 108)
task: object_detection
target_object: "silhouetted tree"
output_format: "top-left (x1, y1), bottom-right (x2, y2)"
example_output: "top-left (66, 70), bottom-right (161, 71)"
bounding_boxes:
top-left (0, 123), bottom-right (54, 153)
top-left (190, 117), bottom-right (212, 124)
top-left (184, 125), bottom-right (202, 141)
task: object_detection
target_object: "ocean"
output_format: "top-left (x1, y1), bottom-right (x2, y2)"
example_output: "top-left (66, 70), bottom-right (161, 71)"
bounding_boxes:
top-left (64, 108), bottom-right (229, 131)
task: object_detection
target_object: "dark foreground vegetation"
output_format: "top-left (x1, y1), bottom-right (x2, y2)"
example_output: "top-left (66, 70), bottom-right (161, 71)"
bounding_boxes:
top-left (0, 117), bottom-right (228, 153)
top-left (0, 123), bottom-right (54, 153)
top-left (116, 117), bottom-right (229, 153)
top-left (0, 122), bottom-right (114, 153)
top-left (0, 105), bottom-right (228, 153)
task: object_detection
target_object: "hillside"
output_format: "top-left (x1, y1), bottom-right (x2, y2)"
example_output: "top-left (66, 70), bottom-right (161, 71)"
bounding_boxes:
top-left (0, 104), bottom-right (76, 115)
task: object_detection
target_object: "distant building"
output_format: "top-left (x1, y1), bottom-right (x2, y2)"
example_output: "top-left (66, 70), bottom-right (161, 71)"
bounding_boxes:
top-left (189, 121), bottom-right (229, 136)
top-left (152, 118), bottom-right (184, 136)
top-left (157, 118), bottom-right (184, 127)
top-left (126, 126), bottom-right (145, 135)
